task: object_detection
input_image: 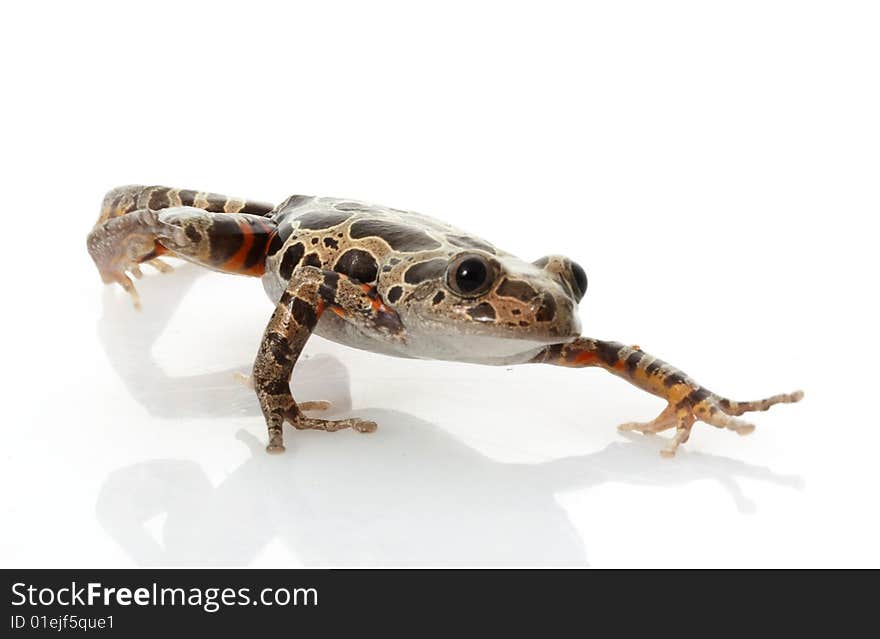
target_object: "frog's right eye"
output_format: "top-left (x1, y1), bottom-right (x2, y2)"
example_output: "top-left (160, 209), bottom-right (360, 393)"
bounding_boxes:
top-left (447, 253), bottom-right (496, 298)
top-left (568, 261), bottom-right (588, 301)
top-left (534, 254), bottom-right (588, 302)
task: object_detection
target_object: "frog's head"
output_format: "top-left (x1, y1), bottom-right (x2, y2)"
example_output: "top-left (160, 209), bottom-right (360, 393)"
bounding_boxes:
top-left (393, 250), bottom-right (585, 360)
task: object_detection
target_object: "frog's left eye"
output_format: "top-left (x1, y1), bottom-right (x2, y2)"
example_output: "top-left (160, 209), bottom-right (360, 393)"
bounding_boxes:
top-left (447, 253), bottom-right (495, 297)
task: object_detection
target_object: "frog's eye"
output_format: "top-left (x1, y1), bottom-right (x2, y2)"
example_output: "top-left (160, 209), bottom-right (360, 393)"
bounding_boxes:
top-left (447, 253), bottom-right (495, 297)
top-left (568, 261), bottom-right (588, 301)
top-left (533, 254), bottom-right (588, 302)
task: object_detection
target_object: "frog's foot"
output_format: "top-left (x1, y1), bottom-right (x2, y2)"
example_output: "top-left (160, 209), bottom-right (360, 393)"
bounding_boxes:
top-left (623, 389), bottom-right (804, 458)
top-left (87, 208), bottom-right (186, 309)
top-left (233, 372), bottom-right (255, 389)
top-left (128, 258), bottom-right (173, 280)
top-left (290, 414), bottom-right (377, 433)
top-left (262, 405), bottom-right (372, 455)
top-left (296, 401), bottom-right (333, 412)
top-left (145, 257), bottom-right (174, 273)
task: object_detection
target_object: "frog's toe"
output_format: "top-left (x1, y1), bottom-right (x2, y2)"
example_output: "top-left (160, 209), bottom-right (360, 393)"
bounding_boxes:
top-left (617, 404), bottom-right (680, 435)
top-left (617, 403), bottom-right (696, 458)
top-left (352, 419), bottom-right (378, 433)
top-left (298, 400), bottom-right (333, 412)
top-left (96, 254), bottom-right (162, 309)
top-left (618, 418), bottom-right (676, 435)
top-left (146, 257), bottom-right (174, 273)
top-left (695, 403), bottom-right (758, 436)
top-left (233, 371), bottom-right (255, 389)
top-left (107, 270), bottom-right (142, 310)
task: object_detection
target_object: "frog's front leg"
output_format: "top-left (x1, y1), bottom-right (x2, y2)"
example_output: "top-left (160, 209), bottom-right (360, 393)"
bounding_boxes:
top-left (252, 266), bottom-right (404, 453)
top-left (532, 338), bottom-right (803, 457)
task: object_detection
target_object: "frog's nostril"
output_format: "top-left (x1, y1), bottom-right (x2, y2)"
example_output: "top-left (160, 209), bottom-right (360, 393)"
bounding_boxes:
top-left (532, 293), bottom-right (557, 322)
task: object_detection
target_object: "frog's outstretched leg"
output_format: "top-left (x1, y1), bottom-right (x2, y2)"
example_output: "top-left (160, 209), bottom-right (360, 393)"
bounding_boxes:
top-left (87, 185), bottom-right (275, 308)
top-left (532, 338), bottom-right (803, 457)
top-left (252, 266), bottom-right (405, 453)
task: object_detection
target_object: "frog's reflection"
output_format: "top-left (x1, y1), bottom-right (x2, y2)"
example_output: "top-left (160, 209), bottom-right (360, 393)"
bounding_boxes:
top-left (96, 265), bottom-right (803, 566)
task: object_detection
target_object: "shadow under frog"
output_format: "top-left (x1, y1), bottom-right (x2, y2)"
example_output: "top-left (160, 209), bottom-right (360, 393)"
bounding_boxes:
top-left (95, 265), bottom-right (804, 566)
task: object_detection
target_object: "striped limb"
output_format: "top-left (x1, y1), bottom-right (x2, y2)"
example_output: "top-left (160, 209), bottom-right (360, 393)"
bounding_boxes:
top-left (532, 338), bottom-right (803, 458)
top-left (86, 185), bottom-right (275, 308)
top-left (252, 266), bottom-right (405, 453)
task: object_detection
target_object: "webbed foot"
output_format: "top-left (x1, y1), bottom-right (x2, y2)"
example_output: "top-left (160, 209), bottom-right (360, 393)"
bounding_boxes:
top-left (620, 389), bottom-right (804, 458)
top-left (264, 414), bottom-right (377, 454)
top-left (291, 415), bottom-right (377, 433)
top-left (87, 208), bottom-right (184, 309)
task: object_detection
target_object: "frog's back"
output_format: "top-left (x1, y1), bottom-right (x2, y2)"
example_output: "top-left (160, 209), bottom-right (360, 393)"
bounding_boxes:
top-left (263, 195), bottom-right (499, 302)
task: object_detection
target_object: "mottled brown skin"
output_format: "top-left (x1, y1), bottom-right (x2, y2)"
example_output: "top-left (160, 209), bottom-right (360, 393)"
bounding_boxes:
top-left (87, 185), bottom-right (803, 457)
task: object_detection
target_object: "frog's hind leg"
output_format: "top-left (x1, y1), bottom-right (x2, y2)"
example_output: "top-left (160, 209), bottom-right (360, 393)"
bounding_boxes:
top-left (252, 266), bottom-right (404, 453)
top-left (87, 185), bottom-right (277, 308)
top-left (532, 338), bottom-right (803, 457)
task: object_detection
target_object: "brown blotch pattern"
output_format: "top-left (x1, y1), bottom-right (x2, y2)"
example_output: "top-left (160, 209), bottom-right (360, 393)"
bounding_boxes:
top-left (279, 243), bottom-right (305, 280)
top-left (334, 248), bottom-right (379, 284)
top-left (185, 226), bottom-right (202, 243)
top-left (268, 223), bottom-right (294, 256)
top-left (148, 189), bottom-right (171, 211)
top-left (387, 286), bottom-right (403, 303)
top-left (467, 302), bottom-right (496, 322)
top-left (535, 293), bottom-right (556, 322)
top-left (303, 253), bottom-right (322, 268)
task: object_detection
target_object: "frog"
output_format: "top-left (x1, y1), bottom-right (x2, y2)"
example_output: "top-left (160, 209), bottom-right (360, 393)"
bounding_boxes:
top-left (87, 185), bottom-right (803, 457)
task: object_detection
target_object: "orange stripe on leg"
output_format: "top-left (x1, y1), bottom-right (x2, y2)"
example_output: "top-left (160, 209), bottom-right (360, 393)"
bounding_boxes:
top-left (221, 218), bottom-right (255, 273)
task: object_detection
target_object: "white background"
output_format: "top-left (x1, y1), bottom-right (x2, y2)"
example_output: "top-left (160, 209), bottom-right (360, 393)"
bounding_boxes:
top-left (1, 1), bottom-right (877, 567)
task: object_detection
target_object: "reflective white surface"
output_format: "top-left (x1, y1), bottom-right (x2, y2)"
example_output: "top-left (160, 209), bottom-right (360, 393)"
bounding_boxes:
top-left (2, 1), bottom-right (878, 568)
top-left (4, 262), bottom-right (874, 567)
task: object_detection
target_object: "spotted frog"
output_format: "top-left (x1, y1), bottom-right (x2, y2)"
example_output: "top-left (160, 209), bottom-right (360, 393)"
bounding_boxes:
top-left (87, 186), bottom-right (802, 457)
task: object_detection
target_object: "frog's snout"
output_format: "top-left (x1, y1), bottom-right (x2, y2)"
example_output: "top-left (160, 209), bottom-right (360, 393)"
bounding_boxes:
top-left (527, 291), bottom-right (582, 339)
